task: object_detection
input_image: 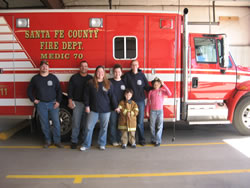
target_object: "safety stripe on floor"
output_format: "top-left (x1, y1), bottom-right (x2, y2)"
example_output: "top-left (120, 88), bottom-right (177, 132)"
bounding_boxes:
top-left (0, 142), bottom-right (226, 149)
top-left (6, 169), bottom-right (250, 184)
top-left (0, 122), bottom-right (28, 141)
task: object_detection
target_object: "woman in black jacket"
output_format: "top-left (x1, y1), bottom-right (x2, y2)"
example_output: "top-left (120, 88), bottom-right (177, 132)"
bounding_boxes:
top-left (80, 65), bottom-right (118, 151)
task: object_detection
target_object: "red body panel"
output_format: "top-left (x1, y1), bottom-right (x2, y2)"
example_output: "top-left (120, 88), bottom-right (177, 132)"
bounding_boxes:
top-left (227, 90), bottom-right (249, 122)
top-left (0, 10), bottom-right (249, 123)
top-left (0, 11), bottom-right (182, 118)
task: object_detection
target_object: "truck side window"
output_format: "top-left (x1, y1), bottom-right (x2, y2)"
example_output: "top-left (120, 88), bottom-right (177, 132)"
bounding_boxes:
top-left (114, 38), bottom-right (124, 59)
top-left (194, 38), bottom-right (217, 64)
top-left (113, 36), bottom-right (137, 60)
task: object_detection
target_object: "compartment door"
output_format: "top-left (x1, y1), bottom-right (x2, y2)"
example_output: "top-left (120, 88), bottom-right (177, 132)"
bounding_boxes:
top-left (147, 16), bottom-right (180, 120)
top-left (106, 15), bottom-right (144, 69)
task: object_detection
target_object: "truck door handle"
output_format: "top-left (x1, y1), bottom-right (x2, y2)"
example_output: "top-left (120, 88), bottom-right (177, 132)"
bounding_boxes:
top-left (192, 77), bottom-right (198, 88)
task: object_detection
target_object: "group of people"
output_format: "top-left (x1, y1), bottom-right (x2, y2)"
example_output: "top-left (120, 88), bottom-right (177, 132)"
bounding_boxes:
top-left (27, 59), bottom-right (172, 150)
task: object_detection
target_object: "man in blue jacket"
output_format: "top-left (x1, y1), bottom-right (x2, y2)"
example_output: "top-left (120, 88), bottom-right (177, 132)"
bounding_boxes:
top-left (122, 60), bottom-right (152, 146)
top-left (27, 60), bottom-right (63, 148)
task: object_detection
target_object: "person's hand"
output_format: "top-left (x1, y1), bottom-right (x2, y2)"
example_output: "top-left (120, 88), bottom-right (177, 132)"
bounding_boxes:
top-left (54, 102), bottom-right (60, 109)
top-left (160, 80), bottom-right (164, 86)
top-left (146, 112), bottom-right (149, 118)
top-left (115, 108), bottom-right (120, 113)
top-left (127, 112), bottom-right (131, 119)
top-left (34, 99), bottom-right (40, 104)
top-left (68, 99), bottom-right (75, 109)
top-left (85, 106), bottom-right (90, 113)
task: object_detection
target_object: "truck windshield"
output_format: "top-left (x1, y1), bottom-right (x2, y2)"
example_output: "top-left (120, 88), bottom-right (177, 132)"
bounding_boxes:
top-left (194, 38), bottom-right (217, 64)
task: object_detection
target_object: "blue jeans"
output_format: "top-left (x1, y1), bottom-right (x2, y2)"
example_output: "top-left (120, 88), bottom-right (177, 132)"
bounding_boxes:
top-left (109, 111), bottom-right (120, 144)
top-left (71, 101), bottom-right (86, 144)
top-left (82, 111), bottom-right (111, 148)
top-left (149, 110), bottom-right (163, 144)
top-left (36, 101), bottom-right (61, 144)
top-left (136, 100), bottom-right (145, 143)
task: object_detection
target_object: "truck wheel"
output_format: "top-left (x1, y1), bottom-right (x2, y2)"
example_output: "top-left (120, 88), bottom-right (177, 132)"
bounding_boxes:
top-left (233, 97), bottom-right (250, 135)
top-left (59, 106), bottom-right (72, 141)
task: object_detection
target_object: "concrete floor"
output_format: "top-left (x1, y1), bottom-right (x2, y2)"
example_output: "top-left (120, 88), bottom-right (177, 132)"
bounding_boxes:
top-left (0, 122), bottom-right (250, 188)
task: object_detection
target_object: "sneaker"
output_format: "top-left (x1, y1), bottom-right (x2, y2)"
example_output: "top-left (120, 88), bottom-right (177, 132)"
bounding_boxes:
top-left (71, 142), bottom-right (77, 149)
top-left (151, 141), bottom-right (156, 145)
top-left (99, 146), bottom-right (105, 150)
top-left (131, 144), bottom-right (136, 148)
top-left (112, 142), bottom-right (119, 146)
top-left (43, 142), bottom-right (51, 149)
top-left (80, 146), bottom-right (87, 151)
top-left (122, 144), bottom-right (127, 149)
top-left (155, 143), bottom-right (160, 147)
top-left (55, 143), bottom-right (64, 148)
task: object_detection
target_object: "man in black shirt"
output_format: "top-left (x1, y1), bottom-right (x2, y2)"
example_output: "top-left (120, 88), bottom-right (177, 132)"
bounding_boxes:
top-left (68, 61), bottom-right (93, 149)
top-left (27, 60), bottom-right (63, 148)
top-left (123, 60), bottom-right (152, 146)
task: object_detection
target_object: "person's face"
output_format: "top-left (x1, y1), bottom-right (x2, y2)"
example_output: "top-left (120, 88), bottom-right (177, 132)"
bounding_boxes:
top-left (131, 61), bottom-right (139, 73)
top-left (96, 67), bottom-right (105, 80)
top-left (153, 81), bottom-right (161, 90)
top-left (40, 64), bottom-right (49, 73)
top-left (125, 92), bottom-right (133, 101)
top-left (113, 68), bottom-right (122, 79)
top-left (80, 62), bottom-right (88, 74)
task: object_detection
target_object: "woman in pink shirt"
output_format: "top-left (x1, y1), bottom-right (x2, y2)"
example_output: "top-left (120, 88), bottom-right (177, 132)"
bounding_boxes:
top-left (146, 77), bottom-right (172, 146)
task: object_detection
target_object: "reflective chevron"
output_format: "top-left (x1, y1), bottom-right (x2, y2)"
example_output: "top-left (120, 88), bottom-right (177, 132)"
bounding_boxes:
top-left (0, 16), bottom-right (34, 68)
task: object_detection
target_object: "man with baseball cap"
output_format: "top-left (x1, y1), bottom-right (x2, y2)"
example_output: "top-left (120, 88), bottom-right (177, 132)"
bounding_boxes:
top-left (27, 60), bottom-right (63, 148)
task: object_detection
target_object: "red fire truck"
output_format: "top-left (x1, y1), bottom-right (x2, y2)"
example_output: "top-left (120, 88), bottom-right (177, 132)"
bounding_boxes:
top-left (0, 8), bottom-right (249, 139)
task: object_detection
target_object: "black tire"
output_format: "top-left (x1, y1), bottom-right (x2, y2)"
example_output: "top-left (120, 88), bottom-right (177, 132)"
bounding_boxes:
top-left (35, 106), bottom-right (72, 141)
top-left (59, 106), bottom-right (72, 141)
top-left (233, 96), bottom-right (250, 135)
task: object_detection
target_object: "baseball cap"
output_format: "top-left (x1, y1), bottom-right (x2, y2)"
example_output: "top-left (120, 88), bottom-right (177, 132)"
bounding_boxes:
top-left (40, 60), bottom-right (49, 66)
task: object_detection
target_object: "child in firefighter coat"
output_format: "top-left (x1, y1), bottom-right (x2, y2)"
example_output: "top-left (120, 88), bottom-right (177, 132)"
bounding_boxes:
top-left (118, 88), bottom-right (139, 149)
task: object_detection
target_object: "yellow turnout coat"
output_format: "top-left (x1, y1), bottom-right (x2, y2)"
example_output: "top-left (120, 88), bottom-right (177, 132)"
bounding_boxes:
top-left (118, 100), bottom-right (139, 132)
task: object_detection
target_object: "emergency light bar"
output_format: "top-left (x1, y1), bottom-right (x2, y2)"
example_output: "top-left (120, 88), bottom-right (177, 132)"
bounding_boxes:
top-left (89, 18), bottom-right (103, 28)
top-left (16, 18), bottom-right (30, 28)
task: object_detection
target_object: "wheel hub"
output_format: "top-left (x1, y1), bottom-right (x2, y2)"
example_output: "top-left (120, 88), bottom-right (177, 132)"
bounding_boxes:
top-left (242, 104), bottom-right (250, 129)
top-left (59, 109), bottom-right (72, 135)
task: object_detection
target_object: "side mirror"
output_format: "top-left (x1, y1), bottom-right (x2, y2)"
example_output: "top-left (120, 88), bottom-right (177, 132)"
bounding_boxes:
top-left (221, 36), bottom-right (229, 68)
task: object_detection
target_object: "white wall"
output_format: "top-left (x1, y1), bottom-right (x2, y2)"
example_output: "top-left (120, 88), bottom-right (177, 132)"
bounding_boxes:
top-left (230, 46), bottom-right (250, 67)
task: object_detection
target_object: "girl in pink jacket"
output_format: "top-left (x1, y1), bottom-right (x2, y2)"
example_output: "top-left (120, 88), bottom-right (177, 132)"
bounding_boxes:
top-left (146, 77), bottom-right (172, 146)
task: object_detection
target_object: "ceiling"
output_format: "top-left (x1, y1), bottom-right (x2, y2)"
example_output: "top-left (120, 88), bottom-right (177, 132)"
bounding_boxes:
top-left (0, 0), bottom-right (249, 9)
